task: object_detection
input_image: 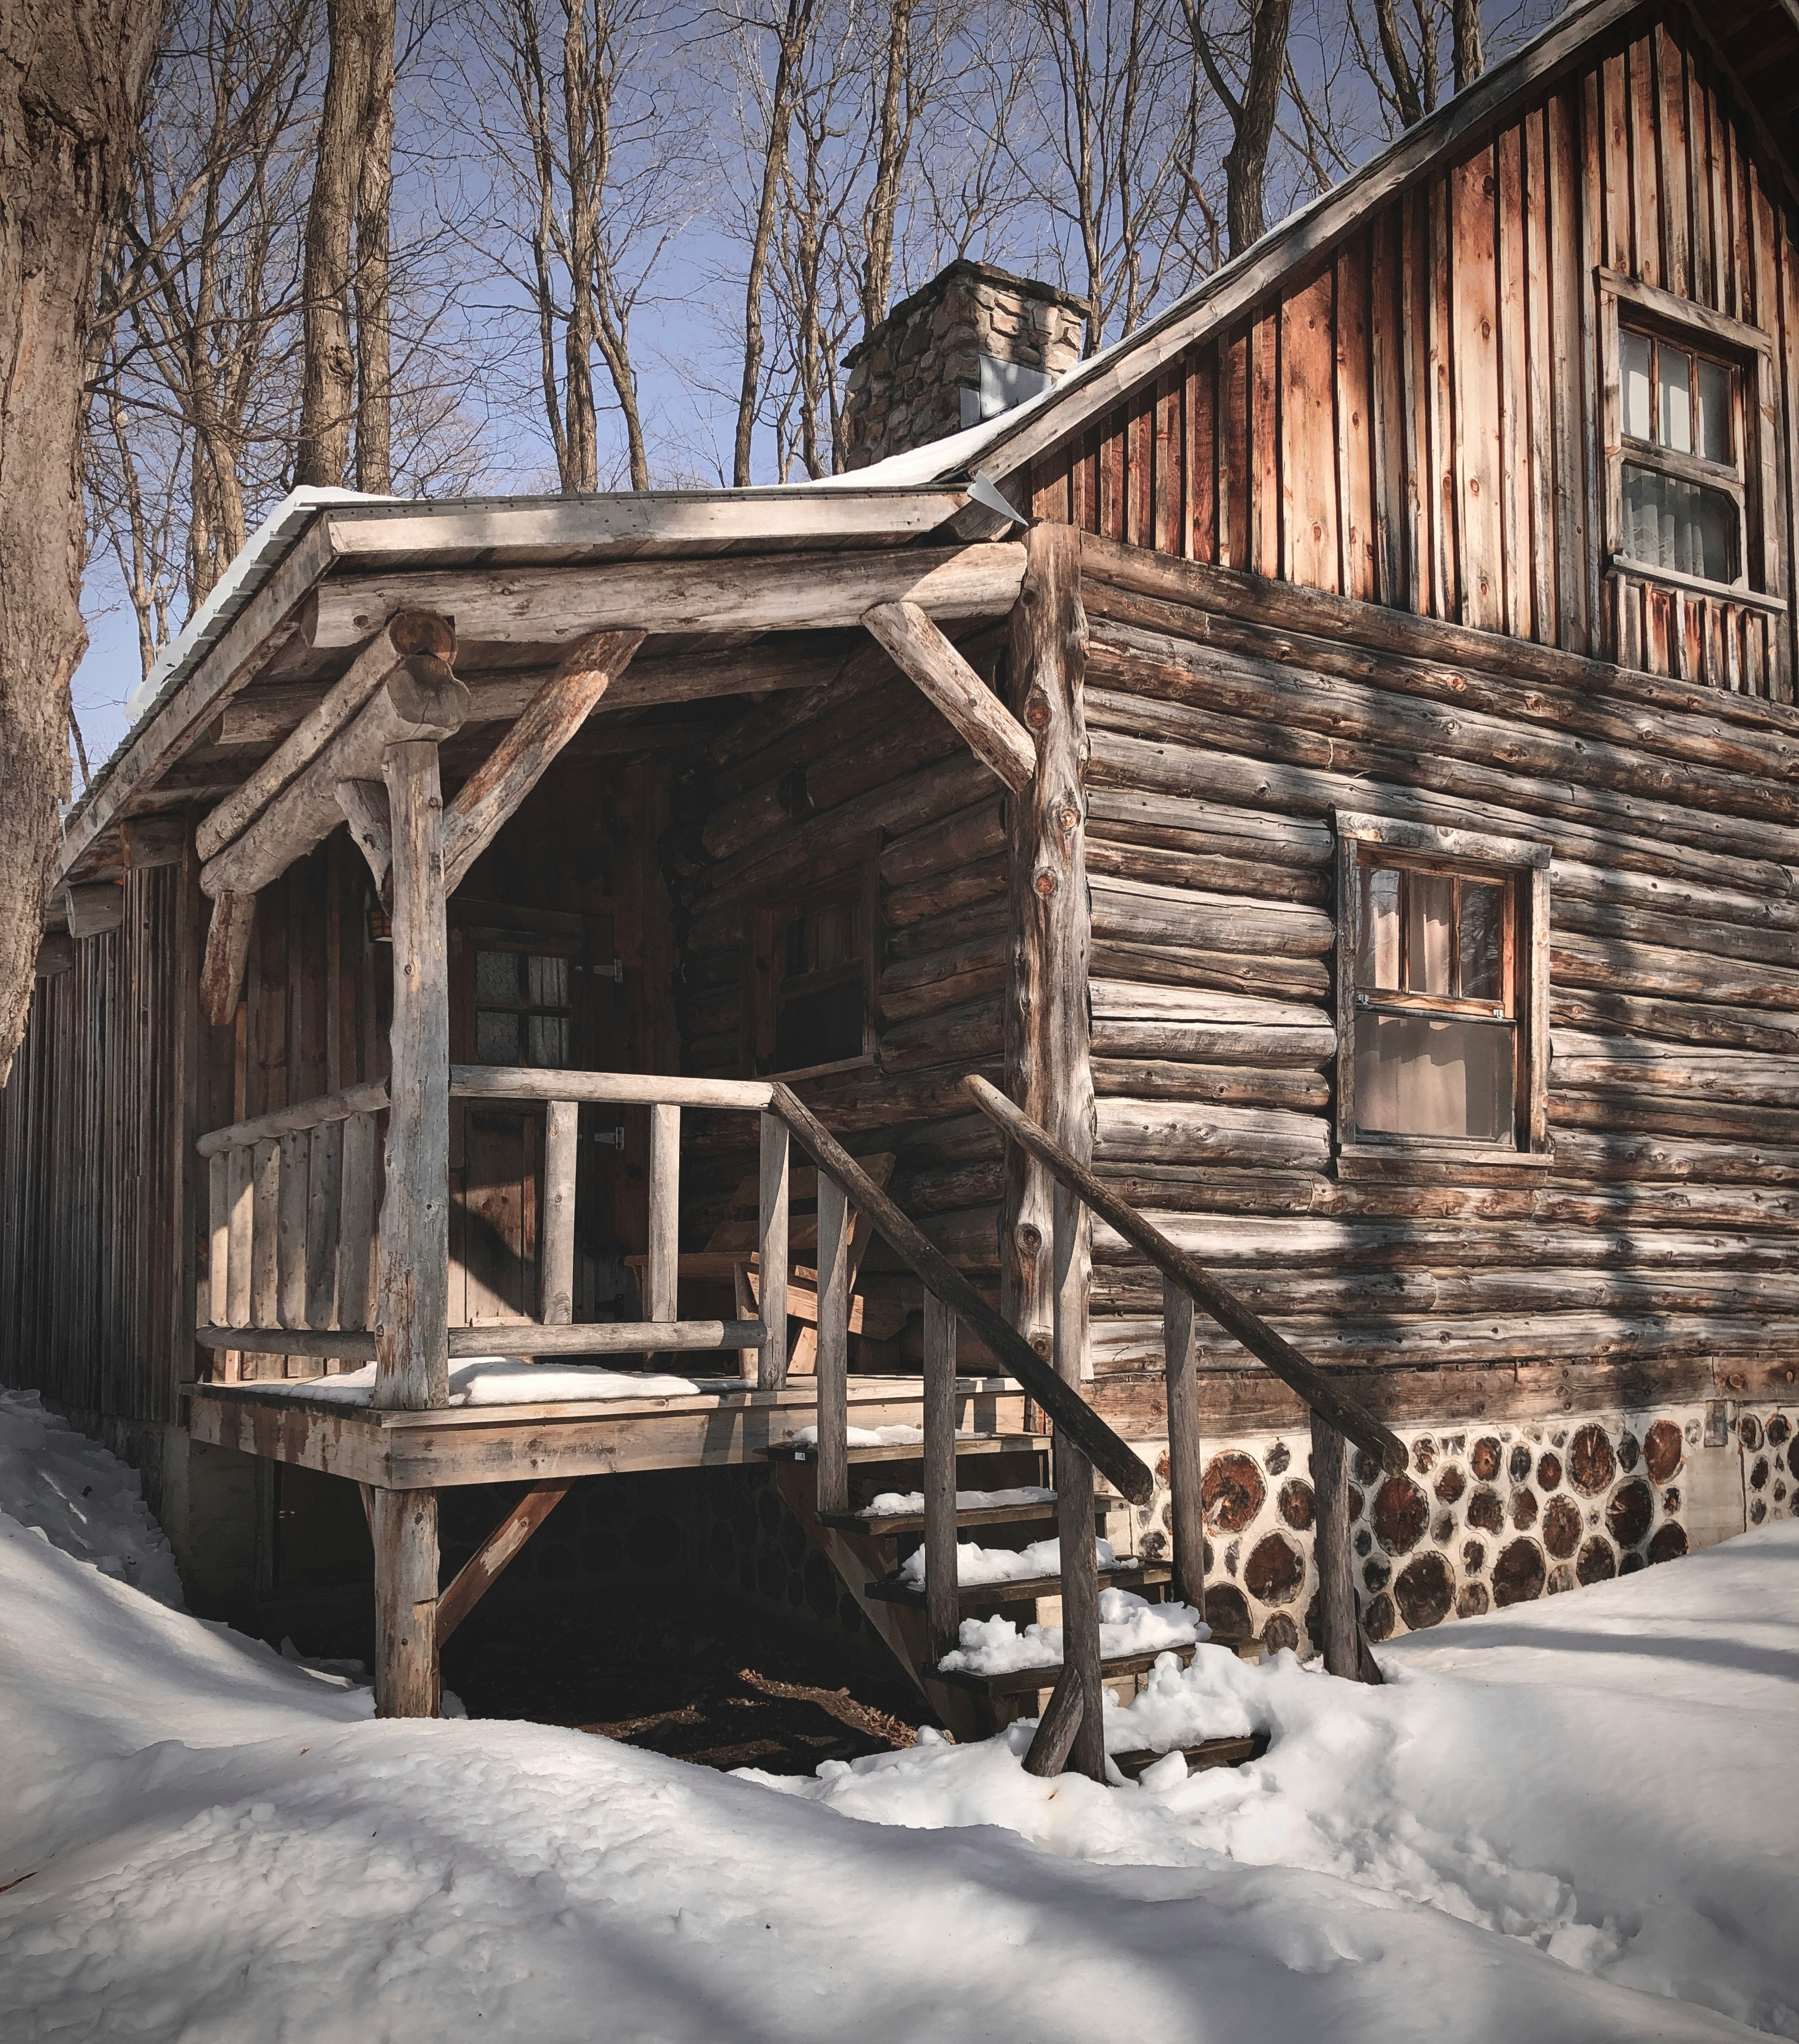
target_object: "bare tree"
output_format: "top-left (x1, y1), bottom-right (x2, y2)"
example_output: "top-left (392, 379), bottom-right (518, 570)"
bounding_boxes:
top-left (0, 0), bottom-right (167, 1076)
top-left (858, 0), bottom-right (917, 329)
top-left (1450, 0), bottom-right (1482, 90)
top-left (297, 0), bottom-right (393, 485)
top-left (1184, 0), bottom-right (1292, 256)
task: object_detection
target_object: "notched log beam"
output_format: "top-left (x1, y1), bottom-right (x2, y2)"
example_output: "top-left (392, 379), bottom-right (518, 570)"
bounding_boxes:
top-left (862, 599), bottom-right (1036, 792)
top-left (199, 890), bottom-right (258, 1027)
top-left (336, 778), bottom-right (392, 891)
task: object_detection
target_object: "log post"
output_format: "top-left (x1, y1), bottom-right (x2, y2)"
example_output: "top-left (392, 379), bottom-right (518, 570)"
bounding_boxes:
top-left (756, 1112), bottom-right (789, 1389)
top-left (540, 1098), bottom-right (579, 1326)
top-left (1044, 1179), bottom-right (1107, 1781)
top-left (373, 740), bottom-right (450, 1411)
top-left (1162, 1278), bottom-right (1205, 1613)
top-left (1002, 524), bottom-right (1092, 1373)
top-left (370, 1486), bottom-right (439, 1717)
top-left (646, 1103), bottom-right (680, 1323)
top-left (814, 1171), bottom-right (851, 1517)
top-left (1312, 1412), bottom-right (1381, 1684)
top-left (922, 1288), bottom-right (960, 1668)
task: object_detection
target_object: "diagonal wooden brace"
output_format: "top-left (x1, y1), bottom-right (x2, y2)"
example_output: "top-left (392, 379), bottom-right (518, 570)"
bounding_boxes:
top-left (435, 1483), bottom-right (571, 1646)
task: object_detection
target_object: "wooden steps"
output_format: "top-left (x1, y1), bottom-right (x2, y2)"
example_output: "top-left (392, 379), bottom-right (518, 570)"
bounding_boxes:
top-left (933, 1640), bottom-right (1201, 1699)
top-left (1110, 1731), bottom-right (1270, 1783)
top-left (816, 1494), bottom-right (1087, 1538)
top-left (766, 1432), bottom-right (1050, 1467)
top-left (866, 1559), bottom-right (1173, 1613)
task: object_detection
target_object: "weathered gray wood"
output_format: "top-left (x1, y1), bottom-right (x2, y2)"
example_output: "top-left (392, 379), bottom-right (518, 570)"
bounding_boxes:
top-left (861, 599), bottom-right (1036, 790)
top-left (646, 1103), bottom-right (681, 1323)
top-left (1162, 1278), bottom-right (1204, 1613)
top-left (306, 543), bottom-right (1029, 649)
top-left (1053, 1178), bottom-right (1105, 1781)
top-left (1311, 1414), bottom-right (1380, 1683)
top-left (198, 890), bottom-right (258, 1028)
top-left (197, 1079), bottom-right (390, 1157)
top-left (450, 1067), bottom-right (770, 1110)
top-left (305, 1119), bottom-right (342, 1329)
top-left (195, 611), bottom-right (454, 862)
top-left (371, 1486), bottom-right (439, 1717)
top-left (226, 1144), bottom-right (254, 1331)
top-left (335, 778), bottom-right (392, 890)
top-left (814, 1172), bottom-right (851, 1517)
top-left (446, 1319), bottom-right (762, 1357)
top-left (373, 741), bottom-right (450, 1411)
top-left (757, 1113), bottom-right (790, 1389)
top-left (440, 629), bottom-right (645, 896)
top-left (540, 1099), bottom-right (579, 1326)
top-left (966, 1073), bottom-right (1406, 1473)
top-left (277, 1129), bottom-right (309, 1329)
top-left (1002, 522), bottom-right (1093, 1367)
top-left (922, 1288), bottom-right (960, 1667)
top-left (201, 660), bottom-right (469, 901)
top-left (250, 1138), bottom-right (280, 1331)
top-left (434, 1483), bottom-right (570, 1645)
top-left (195, 1325), bottom-right (378, 1359)
top-left (337, 1110), bottom-right (377, 1332)
top-left (207, 1152), bottom-right (230, 1329)
top-left (769, 1082), bottom-right (1155, 1505)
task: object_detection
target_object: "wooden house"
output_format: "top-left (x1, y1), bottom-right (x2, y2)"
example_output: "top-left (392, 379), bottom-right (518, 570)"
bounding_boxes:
top-left (7, 0), bottom-right (1799, 1757)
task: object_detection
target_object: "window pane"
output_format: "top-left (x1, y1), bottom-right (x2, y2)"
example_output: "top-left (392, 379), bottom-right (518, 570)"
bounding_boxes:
top-left (1358, 867), bottom-right (1400, 989)
top-left (1459, 881), bottom-right (1506, 1001)
top-left (1355, 1014), bottom-right (1515, 1142)
top-left (1659, 346), bottom-right (1693, 453)
top-left (1622, 463), bottom-right (1735, 582)
top-left (527, 1014), bottom-right (569, 1068)
top-left (1406, 872), bottom-right (1455, 996)
top-left (475, 950), bottom-right (518, 1004)
top-left (525, 953), bottom-right (568, 1010)
top-left (1697, 358), bottom-right (1732, 465)
top-left (1621, 330), bottom-right (1653, 440)
top-left (476, 1010), bottom-right (520, 1065)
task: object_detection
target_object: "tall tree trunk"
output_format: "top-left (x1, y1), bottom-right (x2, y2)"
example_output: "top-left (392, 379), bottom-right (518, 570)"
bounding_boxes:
top-left (0, 0), bottom-right (165, 1079)
top-left (1450, 0), bottom-right (1483, 93)
top-left (355, 0), bottom-right (394, 492)
top-left (1188, 0), bottom-right (1292, 256)
top-left (858, 0), bottom-right (913, 334)
top-left (298, 0), bottom-right (391, 489)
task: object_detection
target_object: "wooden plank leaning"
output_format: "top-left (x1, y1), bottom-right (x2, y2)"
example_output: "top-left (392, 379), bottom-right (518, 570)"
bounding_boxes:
top-left (963, 1074), bottom-right (1408, 1475)
top-left (434, 1485), bottom-right (571, 1647)
top-left (767, 1081), bottom-right (1155, 1507)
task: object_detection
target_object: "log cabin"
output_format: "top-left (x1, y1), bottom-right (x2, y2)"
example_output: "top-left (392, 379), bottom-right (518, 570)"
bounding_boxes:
top-left (6, 0), bottom-right (1799, 1762)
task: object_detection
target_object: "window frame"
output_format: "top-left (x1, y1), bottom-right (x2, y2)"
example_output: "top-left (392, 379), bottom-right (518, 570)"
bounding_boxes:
top-left (1599, 268), bottom-right (1782, 608)
top-left (750, 856), bottom-right (880, 1082)
top-left (1334, 810), bottom-right (1552, 1175)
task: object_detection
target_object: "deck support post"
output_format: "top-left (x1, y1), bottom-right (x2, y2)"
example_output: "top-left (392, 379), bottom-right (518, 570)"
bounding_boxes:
top-left (1162, 1279), bottom-right (1205, 1614)
top-left (1312, 1412), bottom-right (1382, 1684)
top-left (371, 1486), bottom-right (440, 1717)
top-left (1002, 523), bottom-right (1092, 1376)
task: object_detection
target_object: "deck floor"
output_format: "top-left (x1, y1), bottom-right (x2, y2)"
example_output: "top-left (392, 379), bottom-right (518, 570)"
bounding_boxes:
top-left (184, 1376), bottom-right (1030, 1488)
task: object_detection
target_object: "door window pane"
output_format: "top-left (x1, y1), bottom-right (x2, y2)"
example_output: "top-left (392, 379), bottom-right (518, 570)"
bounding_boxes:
top-left (475, 950), bottom-right (518, 1004)
top-left (1697, 358), bottom-right (1732, 464)
top-left (528, 1014), bottom-right (569, 1068)
top-left (1458, 882), bottom-right (1506, 1000)
top-left (1659, 346), bottom-right (1693, 453)
top-left (1621, 330), bottom-right (1653, 440)
top-left (1354, 1014), bottom-right (1515, 1142)
top-left (1406, 872), bottom-right (1455, 996)
top-left (476, 1010), bottom-right (521, 1064)
top-left (1358, 866), bottom-right (1400, 989)
top-left (526, 953), bottom-right (568, 1010)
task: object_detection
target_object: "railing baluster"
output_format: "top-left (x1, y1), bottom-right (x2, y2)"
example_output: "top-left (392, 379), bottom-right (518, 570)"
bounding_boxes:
top-left (278, 1128), bottom-right (309, 1330)
top-left (337, 1110), bottom-right (377, 1335)
top-left (250, 1138), bottom-right (280, 1343)
top-left (756, 1112), bottom-right (789, 1389)
top-left (922, 1288), bottom-right (959, 1667)
top-left (814, 1172), bottom-right (851, 1517)
top-left (1161, 1276), bottom-right (1205, 1615)
top-left (646, 1103), bottom-right (680, 1323)
top-left (207, 1152), bottom-right (230, 1331)
top-left (1051, 1179), bottom-right (1105, 1782)
top-left (305, 1120), bottom-right (342, 1330)
top-left (1312, 1414), bottom-right (1374, 1682)
top-left (540, 1098), bottom-right (579, 1326)
top-left (226, 1143), bottom-right (253, 1339)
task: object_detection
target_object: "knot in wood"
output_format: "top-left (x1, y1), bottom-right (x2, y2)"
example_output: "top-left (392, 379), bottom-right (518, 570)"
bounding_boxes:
top-left (1025, 693), bottom-right (1051, 730)
top-left (1017, 1224), bottom-right (1043, 1255)
top-left (1033, 871), bottom-right (1057, 897)
top-left (1054, 803), bottom-right (1080, 833)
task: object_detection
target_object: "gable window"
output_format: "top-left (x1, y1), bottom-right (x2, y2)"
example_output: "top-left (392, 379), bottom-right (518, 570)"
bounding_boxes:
top-left (1335, 812), bottom-right (1550, 1170)
top-left (1618, 324), bottom-right (1742, 586)
top-left (754, 878), bottom-right (876, 1078)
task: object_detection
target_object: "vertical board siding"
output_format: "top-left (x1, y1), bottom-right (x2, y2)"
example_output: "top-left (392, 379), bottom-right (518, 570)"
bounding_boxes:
top-left (1027, 13), bottom-right (1799, 699)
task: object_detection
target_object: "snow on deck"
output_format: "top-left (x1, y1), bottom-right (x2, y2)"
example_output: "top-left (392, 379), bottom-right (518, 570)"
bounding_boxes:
top-left (1, 1385), bottom-right (1794, 2040)
top-left (233, 1356), bottom-right (719, 1406)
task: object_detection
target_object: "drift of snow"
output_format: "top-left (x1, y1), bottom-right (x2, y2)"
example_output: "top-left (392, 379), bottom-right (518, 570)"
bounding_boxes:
top-left (2, 1408), bottom-right (1794, 2041)
top-left (259, 1356), bottom-right (709, 1405)
top-left (897, 1532), bottom-right (1118, 1588)
top-left (939, 1586), bottom-right (1207, 1673)
top-left (787, 1420), bottom-right (924, 1449)
top-left (861, 1485), bottom-right (1055, 1516)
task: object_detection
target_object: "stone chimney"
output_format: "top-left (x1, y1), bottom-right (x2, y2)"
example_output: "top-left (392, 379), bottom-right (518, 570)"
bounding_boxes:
top-left (839, 259), bottom-right (1088, 471)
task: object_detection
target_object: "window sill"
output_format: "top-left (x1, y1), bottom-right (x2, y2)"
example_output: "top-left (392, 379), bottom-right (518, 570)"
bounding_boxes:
top-left (1336, 1142), bottom-right (1554, 1182)
top-left (1607, 557), bottom-right (1788, 616)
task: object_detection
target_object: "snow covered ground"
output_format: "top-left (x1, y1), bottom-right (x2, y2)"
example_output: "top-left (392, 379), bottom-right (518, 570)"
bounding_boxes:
top-left (1, 1385), bottom-right (1794, 2042)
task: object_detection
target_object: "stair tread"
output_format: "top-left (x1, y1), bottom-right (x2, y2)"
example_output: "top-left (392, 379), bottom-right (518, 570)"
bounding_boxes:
top-left (933, 1641), bottom-right (1200, 1697)
top-left (817, 1497), bottom-right (1104, 1537)
top-left (766, 1432), bottom-right (1050, 1467)
top-left (1110, 1731), bottom-right (1270, 1782)
top-left (870, 1560), bottom-right (1174, 1613)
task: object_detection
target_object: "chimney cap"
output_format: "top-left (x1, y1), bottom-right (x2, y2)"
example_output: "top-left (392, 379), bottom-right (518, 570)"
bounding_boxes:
top-left (844, 258), bottom-right (1090, 370)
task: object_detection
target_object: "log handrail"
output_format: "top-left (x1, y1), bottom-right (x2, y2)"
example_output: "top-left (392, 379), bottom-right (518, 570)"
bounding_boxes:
top-left (964, 1074), bottom-right (1406, 1472)
top-left (767, 1081), bottom-right (1156, 1508)
top-left (196, 1079), bottom-right (390, 1157)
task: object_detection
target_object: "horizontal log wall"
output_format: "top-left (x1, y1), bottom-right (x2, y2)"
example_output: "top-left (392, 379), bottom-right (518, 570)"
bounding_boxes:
top-left (1029, 9), bottom-right (1799, 699)
top-left (1075, 541), bottom-right (1799, 1404)
top-left (0, 861), bottom-right (193, 1428)
top-left (673, 650), bottom-right (1011, 1342)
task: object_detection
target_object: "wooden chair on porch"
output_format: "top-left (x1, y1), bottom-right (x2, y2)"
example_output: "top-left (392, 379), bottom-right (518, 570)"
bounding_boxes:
top-left (627, 1153), bottom-right (906, 1374)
